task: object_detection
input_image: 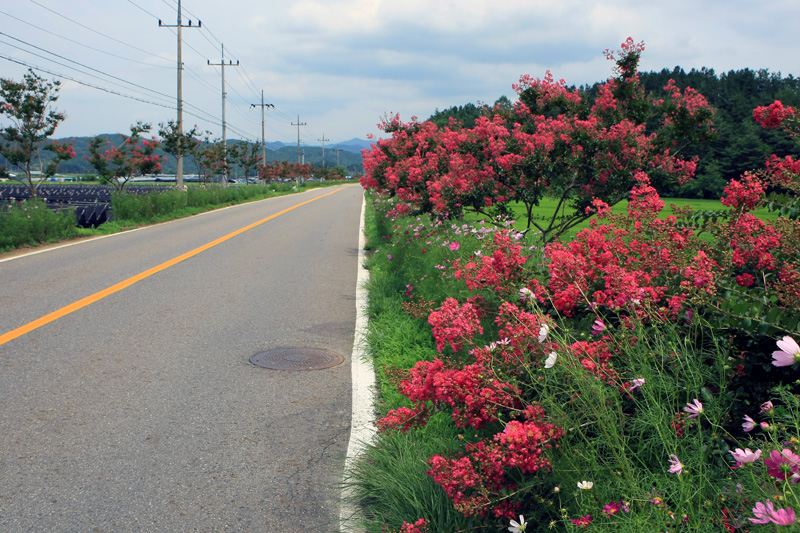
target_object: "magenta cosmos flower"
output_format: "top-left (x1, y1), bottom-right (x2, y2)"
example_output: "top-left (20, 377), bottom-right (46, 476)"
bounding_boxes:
top-left (764, 448), bottom-right (800, 482)
top-left (773, 336), bottom-right (800, 367)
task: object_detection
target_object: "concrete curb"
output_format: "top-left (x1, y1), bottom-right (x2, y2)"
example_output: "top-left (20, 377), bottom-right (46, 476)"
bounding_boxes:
top-left (340, 193), bottom-right (376, 532)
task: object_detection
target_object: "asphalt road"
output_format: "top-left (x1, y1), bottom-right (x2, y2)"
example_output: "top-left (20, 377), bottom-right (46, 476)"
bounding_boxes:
top-left (0, 185), bottom-right (364, 532)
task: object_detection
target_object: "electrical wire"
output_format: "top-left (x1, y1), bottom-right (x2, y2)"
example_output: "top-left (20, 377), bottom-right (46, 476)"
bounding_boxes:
top-left (0, 53), bottom-right (222, 129)
top-left (0, 8), bottom-right (172, 69)
top-left (26, 0), bottom-right (173, 64)
top-left (0, 31), bottom-right (175, 104)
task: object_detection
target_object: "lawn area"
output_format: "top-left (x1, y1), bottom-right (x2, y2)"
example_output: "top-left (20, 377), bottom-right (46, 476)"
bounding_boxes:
top-left (465, 197), bottom-right (778, 241)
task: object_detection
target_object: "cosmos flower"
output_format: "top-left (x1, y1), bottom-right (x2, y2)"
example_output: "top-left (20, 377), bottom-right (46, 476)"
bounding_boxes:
top-left (772, 336), bottom-right (800, 367)
top-left (683, 399), bottom-right (703, 418)
top-left (668, 454), bottom-right (683, 475)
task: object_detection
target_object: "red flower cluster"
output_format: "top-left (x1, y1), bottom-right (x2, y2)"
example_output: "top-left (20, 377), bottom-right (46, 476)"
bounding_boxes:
top-left (427, 405), bottom-right (562, 518)
top-left (398, 518), bottom-right (429, 533)
top-left (721, 172), bottom-right (765, 210)
top-left (569, 339), bottom-right (619, 385)
top-left (428, 297), bottom-right (483, 354)
top-left (391, 357), bottom-right (520, 429)
top-left (753, 100), bottom-right (796, 129)
top-left (452, 230), bottom-right (528, 295)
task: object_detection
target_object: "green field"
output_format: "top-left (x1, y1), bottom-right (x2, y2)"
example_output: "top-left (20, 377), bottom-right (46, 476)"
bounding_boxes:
top-left (466, 197), bottom-right (776, 241)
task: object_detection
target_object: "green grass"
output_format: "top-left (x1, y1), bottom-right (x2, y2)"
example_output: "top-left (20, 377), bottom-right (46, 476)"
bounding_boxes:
top-left (466, 197), bottom-right (778, 241)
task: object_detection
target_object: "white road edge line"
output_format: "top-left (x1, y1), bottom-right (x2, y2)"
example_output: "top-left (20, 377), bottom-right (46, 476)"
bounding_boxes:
top-left (340, 193), bottom-right (376, 532)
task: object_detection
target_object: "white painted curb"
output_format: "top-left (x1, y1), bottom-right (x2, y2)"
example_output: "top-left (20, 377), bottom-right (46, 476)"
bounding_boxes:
top-left (340, 194), bottom-right (376, 532)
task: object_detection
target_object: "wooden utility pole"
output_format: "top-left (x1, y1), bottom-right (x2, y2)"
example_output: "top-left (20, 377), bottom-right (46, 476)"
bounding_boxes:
top-left (208, 44), bottom-right (239, 185)
top-left (250, 91), bottom-right (274, 167)
top-left (291, 116), bottom-right (306, 163)
top-left (159, 0), bottom-right (200, 189)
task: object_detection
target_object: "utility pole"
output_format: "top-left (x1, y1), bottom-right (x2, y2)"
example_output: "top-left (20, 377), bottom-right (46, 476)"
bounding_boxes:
top-left (207, 43), bottom-right (239, 186)
top-left (291, 115), bottom-right (306, 164)
top-left (317, 134), bottom-right (329, 169)
top-left (250, 90), bottom-right (274, 167)
top-left (159, 0), bottom-right (200, 189)
top-left (337, 148), bottom-right (340, 167)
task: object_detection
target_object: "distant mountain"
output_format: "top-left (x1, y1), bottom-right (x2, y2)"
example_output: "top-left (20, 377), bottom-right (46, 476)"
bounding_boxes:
top-left (332, 138), bottom-right (374, 154)
top-left (1, 136), bottom-right (367, 175)
top-left (265, 138), bottom-right (371, 154)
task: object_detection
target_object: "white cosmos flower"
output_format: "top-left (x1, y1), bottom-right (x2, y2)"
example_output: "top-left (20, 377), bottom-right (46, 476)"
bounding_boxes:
top-left (508, 515), bottom-right (527, 532)
top-left (538, 323), bottom-right (549, 343)
top-left (544, 352), bottom-right (558, 369)
top-left (577, 480), bottom-right (594, 490)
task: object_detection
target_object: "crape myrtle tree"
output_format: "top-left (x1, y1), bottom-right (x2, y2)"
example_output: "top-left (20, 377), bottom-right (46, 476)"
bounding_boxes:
top-left (257, 161), bottom-right (312, 184)
top-left (0, 69), bottom-right (74, 197)
top-left (193, 136), bottom-right (228, 184)
top-left (157, 120), bottom-right (201, 188)
top-left (230, 141), bottom-right (261, 181)
top-left (361, 38), bottom-right (715, 242)
top-left (87, 122), bottom-right (166, 191)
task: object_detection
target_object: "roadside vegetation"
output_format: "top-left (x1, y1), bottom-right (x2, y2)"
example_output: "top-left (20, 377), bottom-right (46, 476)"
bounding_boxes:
top-left (346, 39), bottom-right (800, 532)
top-left (0, 180), bottom-right (344, 253)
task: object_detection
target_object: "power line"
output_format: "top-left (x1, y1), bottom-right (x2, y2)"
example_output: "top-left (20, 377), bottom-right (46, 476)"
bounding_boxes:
top-left (1, 53), bottom-right (226, 130)
top-left (0, 8), bottom-right (172, 69)
top-left (126, 0), bottom-right (160, 21)
top-left (0, 32), bottom-right (175, 105)
top-left (25, 0), bottom-right (171, 64)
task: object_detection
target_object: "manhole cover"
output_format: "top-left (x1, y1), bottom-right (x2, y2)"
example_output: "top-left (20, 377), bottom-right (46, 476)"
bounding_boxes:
top-left (249, 348), bottom-right (344, 371)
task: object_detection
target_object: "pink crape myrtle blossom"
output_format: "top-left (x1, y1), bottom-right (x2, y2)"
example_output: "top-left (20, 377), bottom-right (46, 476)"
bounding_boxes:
top-left (773, 336), bottom-right (800, 367)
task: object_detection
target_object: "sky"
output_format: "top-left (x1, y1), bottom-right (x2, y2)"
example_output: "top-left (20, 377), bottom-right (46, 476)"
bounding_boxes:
top-left (1, 0), bottom-right (798, 149)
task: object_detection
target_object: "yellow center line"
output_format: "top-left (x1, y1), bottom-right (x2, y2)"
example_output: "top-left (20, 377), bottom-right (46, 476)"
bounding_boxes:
top-left (0, 186), bottom-right (346, 347)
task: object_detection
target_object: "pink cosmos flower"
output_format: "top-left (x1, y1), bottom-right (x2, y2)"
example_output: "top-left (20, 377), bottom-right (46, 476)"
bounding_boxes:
top-left (630, 378), bottom-right (645, 391)
top-left (668, 454), bottom-right (683, 475)
top-left (764, 448), bottom-right (800, 482)
top-left (683, 399), bottom-right (703, 418)
top-left (729, 448), bottom-right (762, 464)
top-left (750, 501), bottom-right (797, 526)
top-left (569, 515), bottom-right (592, 529)
top-left (591, 319), bottom-right (606, 336)
top-left (449, 241), bottom-right (460, 251)
top-left (760, 400), bottom-right (775, 414)
top-left (602, 501), bottom-right (621, 517)
top-left (769, 506), bottom-right (796, 526)
top-left (750, 500), bottom-right (775, 524)
top-left (742, 415), bottom-right (756, 432)
top-left (773, 336), bottom-right (800, 367)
